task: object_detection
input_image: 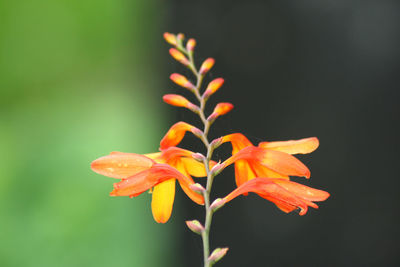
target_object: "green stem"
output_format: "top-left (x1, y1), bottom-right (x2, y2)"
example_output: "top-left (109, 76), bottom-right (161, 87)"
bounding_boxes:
top-left (181, 44), bottom-right (216, 267)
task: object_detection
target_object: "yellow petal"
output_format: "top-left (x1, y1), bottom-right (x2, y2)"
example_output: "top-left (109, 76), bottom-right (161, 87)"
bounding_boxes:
top-left (258, 137), bottom-right (319, 155)
top-left (180, 157), bottom-right (208, 177)
top-left (151, 179), bottom-right (176, 223)
top-left (175, 160), bottom-right (204, 205)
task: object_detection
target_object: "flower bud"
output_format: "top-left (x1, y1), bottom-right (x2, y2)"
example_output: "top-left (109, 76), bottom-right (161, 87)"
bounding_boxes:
top-left (210, 137), bottom-right (223, 149)
top-left (210, 162), bottom-right (225, 176)
top-left (186, 38), bottom-right (196, 52)
top-left (163, 32), bottom-right (177, 46)
top-left (177, 33), bottom-right (185, 41)
top-left (208, 247), bottom-right (229, 263)
top-left (203, 78), bottom-right (224, 99)
top-left (189, 183), bottom-right (206, 194)
top-left (169, 48), bottom-right (189, 66)
top-left (186, 220), bottom-right (204, 235)
top-left (207, 103), bottom-right (234, 123)
top-left (199, 58), bottom-right (215, 75)
top-left (170, 73), bottom-right (196, 91)
top-left (162, 94), bottom-right (199, 113)
top-left (210, 198), bottom-right (225, 212)
top-left (192, 153), bottom-right (205, 162)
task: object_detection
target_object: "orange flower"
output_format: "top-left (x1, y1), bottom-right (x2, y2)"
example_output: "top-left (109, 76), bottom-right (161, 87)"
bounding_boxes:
top-left (221, 133), bottom-right (319, 187)
top-left (223, 177), bottom-right (329, 215)
top-left (91, 147), bottom-right (208, 223)
top-left (160, 121), bottom-right (203, 150)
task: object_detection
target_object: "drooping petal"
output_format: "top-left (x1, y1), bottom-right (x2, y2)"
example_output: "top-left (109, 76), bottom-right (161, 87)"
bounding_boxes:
top-left (91, 152), bottom-right (154, 179)
top-left (180, 157), bottom-right (217, 177)
top-left (224, 178), bottom-right (309, 215)
top-left (221, 133), bottom-right (253, 154)
top-left (224, 146), bottom-right (310, 178)
top-left (258, 137), bottom-right (319, 155)
top-left (110, 163), bottom-right (194, 197)
top-left (151, 179), bottom-right (176, 223)
top-left (160, 122), bottom-right (202, 150)
top-left (174, 160), bottom-right (204, 205)
top-left (270, 178), bottom-right (330, 202)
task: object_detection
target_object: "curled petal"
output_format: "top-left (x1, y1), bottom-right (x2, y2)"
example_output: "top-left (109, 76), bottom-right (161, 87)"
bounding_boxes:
top-left (207, 103), bottom-right (234, 122)
top-left (199, 58), bottom-right (215, 75)
top-left (91, 152), bottom-right (154, 179)
top-left (160, 122), bottom-right (202, 150)
top-left (223, 146), bottom-right (310, 178)
top-left (169, 48), bottom-right (189, 66)
top-left (170, 73), bottom-right (196, 91)
top-left (221, 133), bottom-right (253, 154)
top-left (204, 78), bottom-right (224, 99)
top-left (110, 163), bottom-right (194, 197)
top-left (163, 94), bottom-right (198, 111)
top-left (259, 137), bottom-right (319, 155)
top-left (151, 179), bottom-right (176, 223)
top-left (224, 178), bottom-right (328, 215)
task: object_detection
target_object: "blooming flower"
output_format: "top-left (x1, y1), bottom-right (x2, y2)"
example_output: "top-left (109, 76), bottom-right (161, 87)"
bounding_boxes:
top-left (223, 177), bottom-right (330, 215)
top-left (91, 147), bottom-right (208, 223)
top-left (221, 133), bottom-right (319, 187)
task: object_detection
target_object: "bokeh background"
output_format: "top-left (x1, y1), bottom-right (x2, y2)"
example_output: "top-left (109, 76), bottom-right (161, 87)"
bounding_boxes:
top-left (1, 0), bottom-right (399, 267)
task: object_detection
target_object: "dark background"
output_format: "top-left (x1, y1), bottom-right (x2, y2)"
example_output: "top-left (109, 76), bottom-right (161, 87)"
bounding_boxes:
top-left (162, 0), bottom-right (400, 266)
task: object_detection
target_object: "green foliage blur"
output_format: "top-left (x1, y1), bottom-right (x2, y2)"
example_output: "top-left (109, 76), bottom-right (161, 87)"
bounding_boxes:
top-left (0, 1), bottom-right (180, 266)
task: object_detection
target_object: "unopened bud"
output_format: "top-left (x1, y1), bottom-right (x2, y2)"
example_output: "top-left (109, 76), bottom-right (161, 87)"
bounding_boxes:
top-left (192, 153), bottom-right (206, 162)
top-left (186, 220), bottom-right (204, 235)
top-left (203, 78), bottom-right (224, 99)
top-left (169, 48), bottom-right (189, 66)
top-left (177, 33), bottom-right (185, 41)
top-left (210, 198), bottom-right (225, 212)
top-left (190, 127), bottom-right (203, 139)
top-left (208, 247), bottom-right (229, 263)
top-left (210, 137), bottom-right (223, 149)
top-left (186, 38), bottom-right (196, 52)
top-left (207, 103), bottom-right (234, 123)
top-left (199, 58), bottom-right (215, 75)
top-left (170, 73), bottom-right (196, 91)
top-left (163, 94), bottom-right (197, 111)
top-left (210, 162), bottom-right (225, 176)
top-left (189, 183), bottom-right (206, 194)
top-left (163, 32), bottom-right (177, 46)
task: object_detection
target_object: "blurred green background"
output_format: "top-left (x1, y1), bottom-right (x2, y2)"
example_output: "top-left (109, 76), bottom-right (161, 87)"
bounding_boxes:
top-left (0, 1), bottom-right (180, 266)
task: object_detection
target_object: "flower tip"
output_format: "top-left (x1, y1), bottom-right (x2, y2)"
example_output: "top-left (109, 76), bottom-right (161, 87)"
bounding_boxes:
top-left (186, 220), bottom-right (204, 234)
top-left (199, 58), bottom-right (215, 75)
top-left (208, 247), bottom-right (229, 263)
top-left (163, 32), bottom-right (177, 46)
top-left (169, 48), bottom-right (189, 65)
top-left (186, 38), bottom-right (196, 51)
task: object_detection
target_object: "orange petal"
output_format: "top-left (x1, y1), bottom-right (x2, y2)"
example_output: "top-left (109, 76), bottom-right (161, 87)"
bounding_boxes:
top-left (180, 157), bottom-right (208, 177)
top-left (91, 153), bottom-right (154, 179)
top-left (204, 78), bottom-right (224, 98)
top-left (221, 133), bottom-right (253, 154)
top-left (249, 160), bottom-right (289, 180)
top-left (270, 178), bottom-right (330, 202)
top-left (151, 179), bottom-right (176, 223)
top-left (160, 122), bottom-right (202, 150)
top-left (224, 147), bottom-right (310, 178)
top-left (224, 178), bottom-right (309, 215)
top-left (234, 160), bottom-right (256, 187)
top-left (259, 137), bottom-right (319, 155)
top-left (174, 160), bottom-right (204, 205)
top-left (110, 163), bottom-right (194, 197)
